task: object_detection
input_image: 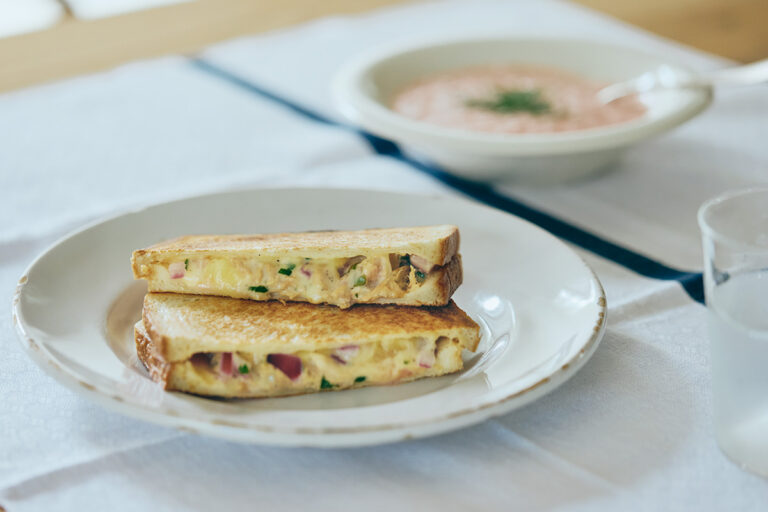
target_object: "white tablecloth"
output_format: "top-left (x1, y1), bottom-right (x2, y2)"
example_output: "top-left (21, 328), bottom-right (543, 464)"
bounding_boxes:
top-left (62, 0), bottom-right (192, 20)
top-left (0, 0), bottom-right (62, 38)
top-left (3, 0), bottom-right (768, 510)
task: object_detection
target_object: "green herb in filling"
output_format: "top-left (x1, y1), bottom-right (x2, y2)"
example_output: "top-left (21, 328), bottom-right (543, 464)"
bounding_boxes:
top-left (320, 377), bottom-right (336, 389)
top-left (354, 376), bottom-right (366, 383)
top-left (238, 364), bottom-right (249, 374)
top-left (415, 270), bottom-right (426, 282)
top-left (350, 262), bottom-right (359, 270)
top-left (466, 89), bottom-right (551, 115)
top-left (249, 285), bottom-right (268, 293)
top-left (354, 275), bottom-right (366, 287)
top-left (184, 258), bottom-right (189, 270)
top-left (399, 254), bottom-right (411, 267)
top-left (278, 263), bottom-right (296, 276)
top-left (403, 360), bottom-right (410, 365)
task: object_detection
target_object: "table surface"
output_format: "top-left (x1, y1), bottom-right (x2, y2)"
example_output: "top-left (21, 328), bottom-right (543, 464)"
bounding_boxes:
top-left (2, 0), bottom-right (768, 510)
top-left (0, 0), bottom-right (766, 93)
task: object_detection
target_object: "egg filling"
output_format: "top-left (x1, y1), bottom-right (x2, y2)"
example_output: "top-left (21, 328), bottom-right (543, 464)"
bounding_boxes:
top-left (177, 335), bottom-right (463, 395)
top-left (142, 253), bottom-right (441, 308)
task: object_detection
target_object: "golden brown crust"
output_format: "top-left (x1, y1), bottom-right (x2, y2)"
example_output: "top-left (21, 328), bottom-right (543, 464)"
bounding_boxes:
top-left (134, 322), bottom-right (171, 389)
top-left (134, 225), bottom-right (458, 254)
top-left (439, 228), bottom-right (460, 268)
top-left (142, 292), bottom-right (480, 362)
top-left (466, 324), bottom-right (481, 352)
top-left (142, 302), bottom-right (168, 362)
top-left (437, 254), bottom-right (463, 304)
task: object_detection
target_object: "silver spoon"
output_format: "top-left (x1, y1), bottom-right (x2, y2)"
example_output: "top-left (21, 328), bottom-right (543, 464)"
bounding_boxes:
top-left (597, 57), bottom-right (768, 104)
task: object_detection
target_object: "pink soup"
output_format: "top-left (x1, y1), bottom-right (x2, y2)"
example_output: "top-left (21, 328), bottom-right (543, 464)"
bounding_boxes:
top-left (391, 65), bottom-right (646, 134)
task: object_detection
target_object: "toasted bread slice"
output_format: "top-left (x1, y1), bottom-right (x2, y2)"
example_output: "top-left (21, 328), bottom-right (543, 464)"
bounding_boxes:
top-left (131, 225), bottom-right (461, 308)
top-left (137, 293), bottom-right (480, 398)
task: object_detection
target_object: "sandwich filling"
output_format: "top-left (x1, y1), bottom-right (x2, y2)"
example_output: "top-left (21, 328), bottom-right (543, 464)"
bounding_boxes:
top-left (139, 253), bottom-right (450, 308)
top-left (176, 335), bottom-right (465, 394)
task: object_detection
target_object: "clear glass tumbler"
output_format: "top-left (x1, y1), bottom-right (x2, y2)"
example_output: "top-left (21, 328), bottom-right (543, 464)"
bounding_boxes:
top-left (699, 188), bottom-right (768, 476)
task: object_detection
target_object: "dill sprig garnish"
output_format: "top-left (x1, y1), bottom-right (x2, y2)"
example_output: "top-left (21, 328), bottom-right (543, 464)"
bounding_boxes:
top-left (466, 89), bottom-right (552, 115)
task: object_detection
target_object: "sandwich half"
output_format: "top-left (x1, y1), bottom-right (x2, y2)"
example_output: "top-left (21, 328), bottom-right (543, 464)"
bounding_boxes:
top-left (131, 225), bottom-right (461, 308)
top-left (136, 292), bottom-right (480, 398)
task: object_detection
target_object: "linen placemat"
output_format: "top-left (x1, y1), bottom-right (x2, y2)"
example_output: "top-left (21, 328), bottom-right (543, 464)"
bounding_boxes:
top-left (2, 1), bottom-right (767, 510)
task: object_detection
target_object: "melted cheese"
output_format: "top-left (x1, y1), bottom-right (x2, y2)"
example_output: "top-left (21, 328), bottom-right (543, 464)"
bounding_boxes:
top-left (148, 254), bottom-right (421, 308)
top-left (195, 336), bottom-right (459, 391)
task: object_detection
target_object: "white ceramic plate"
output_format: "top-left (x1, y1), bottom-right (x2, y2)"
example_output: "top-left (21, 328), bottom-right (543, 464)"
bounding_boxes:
top-left (333, 38), bottom-right (712, 183)
top-left (13, 188), bottom-right (606, 447)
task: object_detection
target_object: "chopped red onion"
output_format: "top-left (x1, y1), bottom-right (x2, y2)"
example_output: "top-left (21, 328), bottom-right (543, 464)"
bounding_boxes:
top-left (409, 254), bottom-right (434, 273)
top-left (267, 353), bottom-right (302, 381)
top-left (220, 352), bottom-right (234, 376)
top-left (333, 344), bottom-right (359, 363)
top-left (418, 347), bottom-right (436, 369)
top-left (168, 262), bottom-right (185, 279)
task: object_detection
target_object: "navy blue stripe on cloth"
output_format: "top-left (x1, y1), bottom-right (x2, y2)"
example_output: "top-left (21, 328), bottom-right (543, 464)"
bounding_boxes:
top-left (190, 57), bottom-right (704, 304)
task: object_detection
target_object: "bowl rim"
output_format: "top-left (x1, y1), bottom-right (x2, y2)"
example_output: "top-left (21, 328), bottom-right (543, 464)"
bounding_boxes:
top-left (332, 36), bottom-right (713, 156)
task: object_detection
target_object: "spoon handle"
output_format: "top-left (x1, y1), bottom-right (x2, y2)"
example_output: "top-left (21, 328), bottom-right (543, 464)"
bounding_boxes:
top-left (708, 58), bottom-right (768, 86)
top-left (596, 65), bottom-right (707, 104)
top-left (598, 58), bottom-right (768, 104)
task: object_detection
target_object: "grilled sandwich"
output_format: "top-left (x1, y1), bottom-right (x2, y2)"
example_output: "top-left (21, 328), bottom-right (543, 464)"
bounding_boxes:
top-left (132, 225), bottom-right (462, 308)
top-left (136, 292), bottom-right (480, 398)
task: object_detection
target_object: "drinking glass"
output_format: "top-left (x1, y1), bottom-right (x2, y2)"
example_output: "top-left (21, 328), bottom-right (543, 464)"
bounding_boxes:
top-left (698, 187), bottom-right (768, 476)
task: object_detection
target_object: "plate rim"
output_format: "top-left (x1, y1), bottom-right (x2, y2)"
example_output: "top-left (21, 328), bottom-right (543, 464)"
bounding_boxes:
top-left (12, 187), bottom-right (607, 445)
